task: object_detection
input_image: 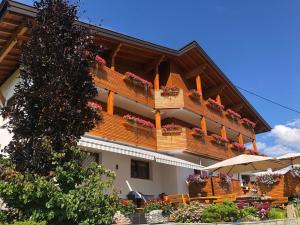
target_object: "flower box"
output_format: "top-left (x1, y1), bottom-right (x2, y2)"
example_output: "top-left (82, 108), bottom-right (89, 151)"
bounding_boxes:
top-left (257, 174), bottom-right (280, 186)
top-left (226, 109), bottom-right (241, 121)
top-left (211, 134), bottom-right (229, 146)
top-left (123, 114), bottom-right (154, 128)
top-left (207, 98), bottom-right (224, 111)
top-left (160, 85), bottom-right (180, 97)
top-left (162, 123), bottom-right (182, 134)
top-left (231, 142), bottom-right (246, 152)
top-left (86, 100), bottom-right (102, 111)
top-left (187, 174), bottom-right (208, 184)
top-left (241, 118), bottom-right (256, 129)
top-left (95, 55), bottom-right (106, 66)
top-left (189, 89), bottom-right (201, 100)
top-left (125, 72), bottom-right (153, 90)
top-left (291, 167), bottom-right (300, 178)
top-left (219, 173), bottom-right (232, 185)
top-left (192, 127), bottom-right (205, 137)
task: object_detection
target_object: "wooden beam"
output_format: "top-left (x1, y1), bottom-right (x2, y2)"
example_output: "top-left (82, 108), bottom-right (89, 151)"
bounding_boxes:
top-left (0, 25), bottom-right (28, 64)
top-left (205, 84), bottom-right (226, 98)
top-left (144, 55), bottom-right (165, 74)
top-left (107, 91), bottom-right (114, 115)
top-left (216, 94), bottom-right (221, 105)
top-left (238, 133), bottom-right (244, 145)
top-left (228, 103), bottom-right (244, 111)
top-left (155, 110), bottom-right (161, 128)
top-left (200, 116), bottom-right (207, 135)
top-left (111, 43), bottom-right (122, 71)
top-left (185, 64), bottom-right (206, 79)
top-left (196, 74), bottom-right (203, 96)
top-left (220, 125), bottom-right (227, 139)
top-left (0, 90), bottom-right (5, 106)
top-left (154, 65), bottom-right (159, 90)
top-left (252, 139), bottom-right (257, 151)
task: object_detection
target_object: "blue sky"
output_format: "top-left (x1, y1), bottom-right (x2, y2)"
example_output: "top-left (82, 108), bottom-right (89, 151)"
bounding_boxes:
top-left (18, 0), bottom-right (300, 156)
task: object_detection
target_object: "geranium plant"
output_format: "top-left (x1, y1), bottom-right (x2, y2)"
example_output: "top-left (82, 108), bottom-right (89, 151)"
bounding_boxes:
top-left (186, 174), bottom-right (208, 184)
top-left (161, 85), bottom-right (180, 96)
top-left (189, 89), bottom-right (201, 100)
top-left (242, 118), bottom-right (256, 129)
top-left (211, 134), bottom-right (229, 146)
top-left (95, 55), bottom-right (106, 66)
top-left (192, 127), bottom-right (205, 137)
top-left (256, 173), bottom-right (280, 186)
top-left (219, 173), bottom-right (232, 185)
top-left (123, 114), bottom-right (154, 128)
top-left (117, 199), bottom-right (135, 217)
top-left (291, 167), bottom-right (300, 178)
top-left (207, 98), bottom-right (224, 111)
top-left (125, 72), bottom-right (153, 90)
top-left (232, 142), bottom-right (246, 152)
top-left (143, 199), bottom-right (171, 215)
top-left (162, 123), bottom-right (182, 134)
top-left (86, 100), bottom-right (102, 111)
top-left (226, 109), bottom-right (241, 121)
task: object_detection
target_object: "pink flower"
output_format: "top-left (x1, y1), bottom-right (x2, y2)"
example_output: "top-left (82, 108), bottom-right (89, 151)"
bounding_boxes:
top-left (95, 55), bottom-right (106, 65)
top-left (241, 118), bottom-right (256, 128)
top-left (86, 100), bottom-right (102, 111)
top-left (161, 85), bottom-right (180, 96)
top-left (232, 142), bottom-right (246, 151)
top-left (162, 123), bottom-right (181, 131)
top-left (226, 109), bottom-right (241, 119)
top-left (207, 98), bottom-right (224, 111)
top-left (125, 72), bottom-right (153, 89)
top-left (211, 134), bottom-right (229, 144)
top-left (123, 114), bottom-right (154, 128)
top-left (192, 127), bottom-right (205, 136)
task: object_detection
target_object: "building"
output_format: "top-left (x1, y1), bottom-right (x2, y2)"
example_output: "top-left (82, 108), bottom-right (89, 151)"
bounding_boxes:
top-left (0, 0), bottom-right (270, 198)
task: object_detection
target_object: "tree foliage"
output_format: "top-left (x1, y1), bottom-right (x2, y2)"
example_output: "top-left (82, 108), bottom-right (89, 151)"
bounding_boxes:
top-left (1, 0), bottom-right (101, 175)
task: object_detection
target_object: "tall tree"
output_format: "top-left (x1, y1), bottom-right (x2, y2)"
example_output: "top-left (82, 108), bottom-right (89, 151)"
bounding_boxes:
top-left (1, 0), bottom-right (101, 175)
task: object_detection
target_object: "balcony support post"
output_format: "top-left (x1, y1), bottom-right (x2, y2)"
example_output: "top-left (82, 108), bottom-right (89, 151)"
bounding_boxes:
top-left (220, 125), bottom-right (227, 139)
top-left (196, 74), bottom-right (203, 96)
top-left (107, 90), bottom-right (114, 115)
top-left (200, 116), bottom-right (207, 135)
top-left (155, 110), bottom-right (161, 128)
top-left (216, 94), bottom-right (222, 105)
top-left (238, 133), bottom-right (244, 145)
top-left (111, 44), bottom-right (122, 71)
top-left (154, 64), bottom-right (159, 90)
top-left (252, 139), bottom-right (257, 151)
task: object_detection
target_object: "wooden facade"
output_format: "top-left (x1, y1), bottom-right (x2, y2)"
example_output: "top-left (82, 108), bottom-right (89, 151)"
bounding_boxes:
top-left (0, 0), bottom-right (271, 162)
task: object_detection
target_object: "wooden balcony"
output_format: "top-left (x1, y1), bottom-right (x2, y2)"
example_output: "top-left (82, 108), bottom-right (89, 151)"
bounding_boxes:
top-left (92, 66), bottom-right (155, 108)
top-left (89, 112), bottom-right (157, 150)
top-left (154, 89), bottom-right (184, 109)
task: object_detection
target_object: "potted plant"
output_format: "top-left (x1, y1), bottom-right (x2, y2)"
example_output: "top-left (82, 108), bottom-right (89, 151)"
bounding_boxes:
top-left (162, 123), bottom-right (182, 135)
top-left (189, 89), bottom-right (201, 100)
top-left (125, 72), bottom-right (153, 90)
top-left (232, 142), bottom-right (246, 152)
top-left (113, 199), bottom-right (135, 225)
top-left (144, 199), bottom-right (170, 224)
top-left (187, 174), bottom-right (208, 185)
top-left (95, 55), bottom-right (106, 66)
top-left (211, 134), bottom-right (229, 146)
top-left (241, 118), bottom-right (256, 129)
top-left (291, 167), bottom-right (300, 178)
top-left (123, 114), bottom-right (154, 128)
top-left (192, 127), bottom-right (205, 138)
top-left (226, 109), bottom-right (241, 121)
top-left (160, 85), bottom-right (180, 97)
top-left (256, 173), bottom-right (280, 186)
top-left (219, 173), bottom-right (232, 186)
top-left (207, 98), bottom-right (224, 111)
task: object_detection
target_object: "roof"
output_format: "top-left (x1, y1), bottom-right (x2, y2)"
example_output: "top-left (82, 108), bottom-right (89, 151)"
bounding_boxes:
top-left (0, 0), bottom-right (271, 134)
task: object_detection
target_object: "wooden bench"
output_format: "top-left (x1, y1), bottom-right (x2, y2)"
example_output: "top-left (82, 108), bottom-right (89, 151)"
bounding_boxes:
top-left (271, 197), bottom-right (288, 206)
top-left (164, 193), bottom-right (190, 205)
top-left (213, 194), bottom-right (237, 204)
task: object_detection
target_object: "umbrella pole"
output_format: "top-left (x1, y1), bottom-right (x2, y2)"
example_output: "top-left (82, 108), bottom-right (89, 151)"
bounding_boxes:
top-left (291, 159), bottom-right (294, 168)
top-left (210, 175), bottom-right (215, 196)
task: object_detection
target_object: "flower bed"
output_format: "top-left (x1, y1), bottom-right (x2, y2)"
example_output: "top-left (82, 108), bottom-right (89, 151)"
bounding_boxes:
top-left (187, 174), bottom-right (208, 184)
top-left (207, 98), bottom-right (224, 111)
top-left (123, 114), bottom-right (154, 128)
top-left (189, 89), bottom-right (201, 100)
top-left (86, 100), bottom-right (102, 111)
top-left (95, 55), bottom-right (106, 66)
top-left (211, 134), bottom-right (229, 146)
top-left (219, 173), bottom-right (232, 185)
top-left (226, 108), bottom-right (241, 120)
top-left (291, 167), bottom-right (300, 178)
top-left (232, 142), bottom-right (246, 152)
top-left (242, 118), bottom-right (256, 129)
top-left (125, 72), bottom-right (153, 90)
top-left (257, 173), bottom-right (280, 186)
top-left (192, 127), bottom-right (205, 137)
top-left (160, 85), bottom-right (180, 97)
top-left (162, 123), bottom-right (182, 134)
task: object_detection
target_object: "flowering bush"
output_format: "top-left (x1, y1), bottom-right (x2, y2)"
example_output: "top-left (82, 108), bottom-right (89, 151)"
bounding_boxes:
top-left (186, 174), bottom-right (208, 184)
top-left (226, 109), bottom-right (241, 120)
top-left (125, 72), bottom-right (153, 90)
top-left (232, 142), bottom-right (246, 152)
top-left (219, 173), bottom-right (232, 185)
top-left (123, 114), bottom-right (154, 128)
top-left (174, 201), bottom-right (206, 223)
top-left (291, 167), bottom-right (300, 178)
top-left (117, 199), bottom-right (135, 217)
top-left (161, 85), bottom-right (180, 96)
top-left (257, 174), bottom-right (280, 186)
top-left (254, 202), bottom-right (270, 219)
top-left (162, 123), bottom-right (182, 134)
top-left (207, 98), bottom-right (224, 111)
top-left (86, 100), bottom-right (102, 111)
top-left (192, 127), bottom-right (205, 137)
top-left (143, 199), bottom-right (171, 215)
top-left (189, 89), bottom-right (201, 99)
top-left (95, 55), bottom-right (106, 66)
top-left (242, 118), bottom-right (256, 129)
top-left (211, 134), bottom-right (229, 146)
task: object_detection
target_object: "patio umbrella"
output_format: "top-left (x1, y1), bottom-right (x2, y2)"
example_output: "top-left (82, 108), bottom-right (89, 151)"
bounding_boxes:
top-left (276, 152), bottom-right (300, 167)
top-left (202, 154), bottom-right (288, 174)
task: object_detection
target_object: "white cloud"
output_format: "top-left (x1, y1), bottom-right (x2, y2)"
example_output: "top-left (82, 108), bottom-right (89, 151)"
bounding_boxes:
top-left (263, 145), bottom-right (297, 157)
top-left (271, 120), bottom-right (300, 148)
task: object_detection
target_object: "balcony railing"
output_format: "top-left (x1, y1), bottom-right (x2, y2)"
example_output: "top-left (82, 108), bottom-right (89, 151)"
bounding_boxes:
top-left (154, 89), bottom-right (184, 109)
top-left (92, 66), bottom-right (155, 107)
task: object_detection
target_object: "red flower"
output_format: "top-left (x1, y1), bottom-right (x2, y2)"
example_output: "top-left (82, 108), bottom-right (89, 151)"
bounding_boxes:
top-left (86, 100), bottom-right (102, 111)
top-left (95, 55), bottom-right (106, 65)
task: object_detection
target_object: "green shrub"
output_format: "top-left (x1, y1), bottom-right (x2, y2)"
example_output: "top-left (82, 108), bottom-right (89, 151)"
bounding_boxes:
top-left (174, 201), bottom-right (206, 223)
top-left (241, 207), bottom-right (260, 221)
top-left (201, 201), bottom-right (241, 223)
top-left (10, 221), bottom-right (46, 225)
top-left (268, 208), bottom-right (286, 219)
top-left (117, 199), bottom-right (135, 217)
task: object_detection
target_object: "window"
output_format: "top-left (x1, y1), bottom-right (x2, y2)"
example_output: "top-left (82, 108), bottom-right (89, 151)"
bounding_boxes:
top-left (131, 159), bottom-right (150, 179)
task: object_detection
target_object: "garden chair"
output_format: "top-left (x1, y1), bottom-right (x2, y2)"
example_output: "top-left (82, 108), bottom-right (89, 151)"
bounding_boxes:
top-left (213, 194), bottom-right (237, 204)
top-left (164, 193), bottom-right (190, 205)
